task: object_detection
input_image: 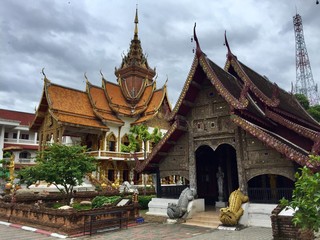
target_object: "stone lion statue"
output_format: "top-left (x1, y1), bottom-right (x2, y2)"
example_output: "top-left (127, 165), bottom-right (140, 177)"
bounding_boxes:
top-left (219, 188), bottom-right (249, 226)
top-left (167, 187), bottom-right (196, 219)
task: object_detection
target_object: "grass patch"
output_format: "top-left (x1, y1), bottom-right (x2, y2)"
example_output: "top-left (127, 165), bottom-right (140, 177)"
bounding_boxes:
top-left (51, 202), bottom-right (92, 210)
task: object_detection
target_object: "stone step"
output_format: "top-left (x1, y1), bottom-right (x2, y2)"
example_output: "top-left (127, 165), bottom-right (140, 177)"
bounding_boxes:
top-left (183, 210), bottom-right (221, 229)
top-left (183, 220), bottom-right (220, 229)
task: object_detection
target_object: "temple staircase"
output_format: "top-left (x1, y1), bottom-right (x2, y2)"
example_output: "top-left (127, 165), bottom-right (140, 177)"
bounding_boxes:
top-left (183, 207), bottom-right (221, 229)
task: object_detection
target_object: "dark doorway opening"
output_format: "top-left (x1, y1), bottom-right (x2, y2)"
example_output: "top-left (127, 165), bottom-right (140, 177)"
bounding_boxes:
top-left (196, 144), bottom-right (239, 205)
top-left (196, 145), bottom-right (217, 205)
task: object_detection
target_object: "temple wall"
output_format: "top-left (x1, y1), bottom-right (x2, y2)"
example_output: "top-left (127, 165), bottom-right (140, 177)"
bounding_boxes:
top-left (159, 133), bottom-right (189, 180)
top-left (241, 131), bottom-right (295, 181)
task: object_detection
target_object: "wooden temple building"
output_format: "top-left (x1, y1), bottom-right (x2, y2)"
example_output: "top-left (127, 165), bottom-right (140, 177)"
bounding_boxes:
top-left (137, 25), bottom-right (320, 204)
top-left (30, 10), bottom-right (171, 187)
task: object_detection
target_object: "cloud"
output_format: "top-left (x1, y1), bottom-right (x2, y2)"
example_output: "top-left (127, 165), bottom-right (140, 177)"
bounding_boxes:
top-left (1, 0), bottom-right (320, 112)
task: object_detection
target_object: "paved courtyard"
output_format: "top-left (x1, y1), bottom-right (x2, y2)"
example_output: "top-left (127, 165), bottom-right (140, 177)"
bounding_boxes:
top-left (0, 222), bottom-right (274, 240)
top-left (75, 223), bottom-right (273, 240)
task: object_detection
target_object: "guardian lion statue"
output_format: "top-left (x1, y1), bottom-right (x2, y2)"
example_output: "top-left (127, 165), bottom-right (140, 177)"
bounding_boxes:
top-left (219, 188), bottom-right (249, 226)
top-left (167, 187), bottom-right (196, 219)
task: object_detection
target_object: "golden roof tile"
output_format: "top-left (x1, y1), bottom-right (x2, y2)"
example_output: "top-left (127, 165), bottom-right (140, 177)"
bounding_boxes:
top-left (48, 84), bottom-right (94, 117)
top-left (52, 112), bottom-right (108, 129)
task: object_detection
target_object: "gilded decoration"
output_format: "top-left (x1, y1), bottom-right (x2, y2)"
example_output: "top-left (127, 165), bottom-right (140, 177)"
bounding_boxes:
top-left (228, 58), bottom-right (280, 107)
top-left (265, 108), bottom-right (318, 141)
top-left (169, 56), bottom-right (198, 120)
top-left (230, 115), bottom-right (313, 169)
top-left (199, 57), bottom-right (248, 110)
top-left (220, 189), bottom-right (249, 226)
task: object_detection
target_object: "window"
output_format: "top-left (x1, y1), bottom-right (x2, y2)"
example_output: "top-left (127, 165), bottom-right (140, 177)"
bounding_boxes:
top-left (109, 141), bottom-right (116, 151)
top-left (4, 132), bottom-right (8, 138)
top-left (20, 134), bottom-right (29, 140)
top-left (107, 133), bottom-right (116, 151)
top-left (13, 133), bottom-right (17, 139)
top-left (19, 151), bottom-right (31, 159)
top-left (121, 135), bottom-right (130, 146)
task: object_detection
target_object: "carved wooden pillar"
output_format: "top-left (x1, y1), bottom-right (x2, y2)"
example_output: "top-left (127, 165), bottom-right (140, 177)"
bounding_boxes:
top-left (156, 168), bottom-right (162, 198)
top-left (38, 132), bottom-right (42, 150)
top-left (234, 127), bottom-right (248, 194)
top-left (188, 119), bottom-right (196, 190)
top-left (58, 126), bottom-right (64, 143)
top-left (53, 128), bottom-right (58, 143)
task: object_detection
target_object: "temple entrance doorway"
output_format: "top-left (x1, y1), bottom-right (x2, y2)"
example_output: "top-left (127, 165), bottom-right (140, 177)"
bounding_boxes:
top-left (196, 144), bottom-right (239, 205)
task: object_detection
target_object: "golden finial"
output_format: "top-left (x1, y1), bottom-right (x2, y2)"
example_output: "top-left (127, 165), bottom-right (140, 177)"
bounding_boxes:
top-left (134, 5), bottom-right (139, 39)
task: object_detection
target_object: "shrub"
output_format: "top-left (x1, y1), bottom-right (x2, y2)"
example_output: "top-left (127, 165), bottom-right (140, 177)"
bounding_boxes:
top-left (280, 155), bottom-right (320, 232)
top-left (138, 195), bottom-right (155, 209)
top-left (72, 202), bottom-right (92, 211)
top-left (91, 195), bottom-right (121, 209)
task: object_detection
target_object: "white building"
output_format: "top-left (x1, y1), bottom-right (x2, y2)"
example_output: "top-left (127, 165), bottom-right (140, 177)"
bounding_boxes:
top-left (0, 109), bottom-right (38, 168)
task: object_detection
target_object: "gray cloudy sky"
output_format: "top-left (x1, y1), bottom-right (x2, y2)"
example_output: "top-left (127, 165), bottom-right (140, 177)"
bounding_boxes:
top-left (0, 0), bottom-right (319, 113)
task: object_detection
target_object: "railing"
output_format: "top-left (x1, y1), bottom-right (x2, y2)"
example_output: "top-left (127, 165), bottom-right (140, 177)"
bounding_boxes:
top-left (4, 138), bottom-right (38, 145)
top-left (18, 158), bottom-right (33, 163)
top-left (248, 188), bottom-right (293, 204)
top-left (161, 185), bottom-right (189, 199)
top-left (87, 151), bottom-right (145, 160)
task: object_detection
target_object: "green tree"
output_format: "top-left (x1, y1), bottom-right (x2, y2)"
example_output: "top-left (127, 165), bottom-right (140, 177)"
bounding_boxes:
top-left (121, 125), bottom-right (163, 159)
top-left (295, 93), bottom-right (310, 110)
top-left (280, 155), bottom-right (320, 232)
top-left (0, 152), bottom-right (11, 180)
top-left (308, 105), bottom-right (320, 122)
top-left (294, 93), bottom-right (320, 122)
top-left (19, 144), bottom-right (96, 205)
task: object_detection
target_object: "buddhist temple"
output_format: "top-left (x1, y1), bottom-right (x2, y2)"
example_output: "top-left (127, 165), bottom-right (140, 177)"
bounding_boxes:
top-left (30, 9), bottom-right (171, 187)
top-left (138, 25), bottom-right (320, 205)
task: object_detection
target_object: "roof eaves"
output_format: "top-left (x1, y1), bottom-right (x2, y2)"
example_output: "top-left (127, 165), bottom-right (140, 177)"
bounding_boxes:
top-left (231, 114), bottom-right (319, 171)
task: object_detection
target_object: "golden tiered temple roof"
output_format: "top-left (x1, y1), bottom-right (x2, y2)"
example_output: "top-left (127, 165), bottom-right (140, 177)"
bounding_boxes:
top-left (30, 9), bottom-right (171, 132)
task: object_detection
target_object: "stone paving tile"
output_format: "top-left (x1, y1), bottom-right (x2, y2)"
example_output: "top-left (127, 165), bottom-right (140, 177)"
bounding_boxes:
top-left (73, 223), bottom-right (274, 240)
top-left (74, 223), bottom-right (215, 240)
top-left (0, 220), bottom-right (275, 240)
top-left (190, 227), bottom-right (273, 240)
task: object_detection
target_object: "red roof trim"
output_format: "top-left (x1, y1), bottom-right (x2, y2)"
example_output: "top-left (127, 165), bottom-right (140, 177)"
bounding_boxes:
top-left (231, 114), bottom-right (319, 171)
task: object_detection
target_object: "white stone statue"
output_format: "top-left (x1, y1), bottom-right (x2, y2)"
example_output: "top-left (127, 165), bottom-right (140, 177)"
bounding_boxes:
top-left (216, 166), bottom-right (224, 202)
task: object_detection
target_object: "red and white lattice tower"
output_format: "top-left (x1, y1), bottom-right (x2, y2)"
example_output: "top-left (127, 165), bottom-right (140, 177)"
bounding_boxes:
top-left (293, 13), bottom-right (319, 105)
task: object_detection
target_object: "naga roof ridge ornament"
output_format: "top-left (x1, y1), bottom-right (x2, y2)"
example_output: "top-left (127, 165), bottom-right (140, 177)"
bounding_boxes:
top-left (84, 72), bottom-right (89, 83)
top-left (193, 23), bottom-right (202, 58)
top-left (42, 67), bottom-right (51, 84)
top-left (224, 31), bottom-right (233, 60)
top-left (41, 67), bottom-right (46, 78)
top-left (99, 69), bottom-right (105, 80)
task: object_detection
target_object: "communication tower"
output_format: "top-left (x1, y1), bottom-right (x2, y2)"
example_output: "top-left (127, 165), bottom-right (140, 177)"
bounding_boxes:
top-left (292, 13), bottom-right (319, 105)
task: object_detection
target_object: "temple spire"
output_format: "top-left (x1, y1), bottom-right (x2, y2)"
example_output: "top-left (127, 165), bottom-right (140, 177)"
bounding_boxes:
top-left (134, 7), bottom-right (139, 40)
top-left (114, 7), bottom-right (156, 102)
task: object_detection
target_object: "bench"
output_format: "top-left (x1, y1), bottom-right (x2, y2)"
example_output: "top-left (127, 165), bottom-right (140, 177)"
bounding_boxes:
top-left (83, 209), bottom-right (129, 235)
